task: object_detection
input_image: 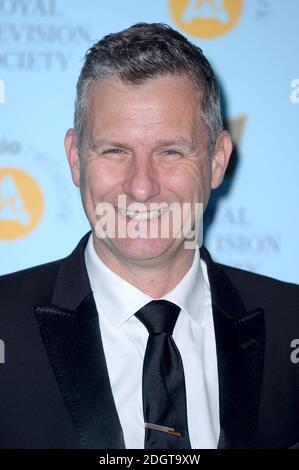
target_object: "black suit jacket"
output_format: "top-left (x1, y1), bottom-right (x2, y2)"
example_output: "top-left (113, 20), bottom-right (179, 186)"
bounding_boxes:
top-left (0, 232), bottom-right (299, 449)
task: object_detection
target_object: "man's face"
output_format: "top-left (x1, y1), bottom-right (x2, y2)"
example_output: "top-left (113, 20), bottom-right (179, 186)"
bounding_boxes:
top-left (65, 74), bottom-right (231, 265)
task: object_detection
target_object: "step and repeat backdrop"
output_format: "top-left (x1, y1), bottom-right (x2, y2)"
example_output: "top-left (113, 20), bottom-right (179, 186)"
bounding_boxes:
top-left (0, 0), bottom-right (298, 283)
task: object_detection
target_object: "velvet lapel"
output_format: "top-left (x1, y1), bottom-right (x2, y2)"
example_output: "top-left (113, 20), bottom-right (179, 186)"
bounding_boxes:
top-left (34, 233), bottom-right (125, 449)
top-left (200, 247), bottom-right (265, 449)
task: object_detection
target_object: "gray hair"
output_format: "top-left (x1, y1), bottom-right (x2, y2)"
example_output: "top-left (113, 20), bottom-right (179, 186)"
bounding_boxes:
top-left (74, 22), bottom-right (223, 154)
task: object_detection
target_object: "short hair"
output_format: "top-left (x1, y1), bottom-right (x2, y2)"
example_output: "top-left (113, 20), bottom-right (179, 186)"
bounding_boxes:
top-left (74, 22), bottom-right (223, 154)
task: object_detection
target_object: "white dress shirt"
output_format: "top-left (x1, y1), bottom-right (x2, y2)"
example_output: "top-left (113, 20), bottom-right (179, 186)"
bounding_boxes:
top-left (84, 234), bottom-right (219, 448)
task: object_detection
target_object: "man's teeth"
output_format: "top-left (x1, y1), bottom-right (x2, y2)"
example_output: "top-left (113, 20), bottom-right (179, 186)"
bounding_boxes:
top-left (119, 207), bottom-right (169, 220)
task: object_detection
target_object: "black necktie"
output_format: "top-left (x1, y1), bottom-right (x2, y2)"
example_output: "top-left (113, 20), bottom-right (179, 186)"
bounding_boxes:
top-left (135, 300), bottom-right (191, 448)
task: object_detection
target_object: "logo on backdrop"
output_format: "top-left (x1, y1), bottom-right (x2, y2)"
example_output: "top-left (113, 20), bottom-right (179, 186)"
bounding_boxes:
top-left (0, 0), bottom-right (93, 71)
top-left (0, 137), bottom-right (73, 242)
top-left (169, 0), bottom-right (243, 39)
top-left (206, 115), bottom-right (282, 273)
top-left (0, 167), bottom-right (44, 240)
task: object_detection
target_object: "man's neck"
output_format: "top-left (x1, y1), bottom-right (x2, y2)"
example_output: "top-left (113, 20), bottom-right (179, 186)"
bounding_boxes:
top-left (92, 237), bottom-right (196, 298)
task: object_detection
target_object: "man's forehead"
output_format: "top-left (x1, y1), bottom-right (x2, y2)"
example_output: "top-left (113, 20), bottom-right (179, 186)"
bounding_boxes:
top-left (88, 73), bottom-right (201, 103)
top-left (89, 136), bottom-right (197, 150)
top-left (86, 76), bottom-right (202, 129)
top-left (82, 75), bottom-right (206, 146)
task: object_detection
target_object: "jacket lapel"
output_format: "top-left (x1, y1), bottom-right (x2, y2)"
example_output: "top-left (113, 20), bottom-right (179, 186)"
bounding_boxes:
top-left (34, 233), bottom-right (125, 449)
top-left (200, 247), bottom-right (265, 449)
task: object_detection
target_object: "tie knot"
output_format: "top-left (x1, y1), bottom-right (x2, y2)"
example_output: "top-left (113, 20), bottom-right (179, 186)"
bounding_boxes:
top-left (135, 300), bottom-right (181, 335)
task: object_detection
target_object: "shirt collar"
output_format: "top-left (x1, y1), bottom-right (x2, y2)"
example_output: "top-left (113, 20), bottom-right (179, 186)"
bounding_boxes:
top-left (84, 234), bottom-right (207, 331)
top-left (162, 247), bottom-right (206, 325)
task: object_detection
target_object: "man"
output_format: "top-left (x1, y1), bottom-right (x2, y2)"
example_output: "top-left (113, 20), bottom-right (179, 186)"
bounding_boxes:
top-left (0, 23), bottom-right (298, 450)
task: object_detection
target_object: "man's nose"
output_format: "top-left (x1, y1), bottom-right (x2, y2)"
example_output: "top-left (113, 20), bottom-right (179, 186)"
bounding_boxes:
top-left (122, 157), bottom-right (160, 203)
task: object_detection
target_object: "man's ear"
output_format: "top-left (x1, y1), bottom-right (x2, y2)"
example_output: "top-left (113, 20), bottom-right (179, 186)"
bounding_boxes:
top-left (211, 130), bottom-right (233, 189)
top-left (64, 128), bottom-right (80, 187)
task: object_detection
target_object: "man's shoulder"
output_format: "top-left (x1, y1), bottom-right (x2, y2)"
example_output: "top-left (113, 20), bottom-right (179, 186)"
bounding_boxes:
top-left (0, 233), bottom-right (90, 312)
top-left (0, 258), bottom-right (62, 284)
top-left (218, 262), bottom-right (299, 309)
top-left (0, 258), bottom-right (63, 306)
top-left (0, 233), bottom-right (90, 297)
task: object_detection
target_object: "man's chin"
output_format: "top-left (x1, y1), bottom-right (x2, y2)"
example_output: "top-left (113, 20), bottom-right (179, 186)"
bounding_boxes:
top-left (107, 237), bottom-right (179, 263)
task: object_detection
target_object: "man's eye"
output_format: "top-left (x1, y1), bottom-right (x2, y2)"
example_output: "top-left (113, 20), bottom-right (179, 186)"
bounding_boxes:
top-left (162, 149), bottom-right (182, 156)
top-left (103, 148), bottom-right (123, 154)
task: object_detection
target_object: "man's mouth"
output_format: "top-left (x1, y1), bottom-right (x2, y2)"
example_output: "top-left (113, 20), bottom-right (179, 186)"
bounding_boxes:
top-left (118, 206), bottom-right (169, 220)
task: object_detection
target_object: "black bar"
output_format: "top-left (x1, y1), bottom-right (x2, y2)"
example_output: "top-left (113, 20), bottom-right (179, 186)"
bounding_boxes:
top-left (0, 449), bottom-right (297, 467)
